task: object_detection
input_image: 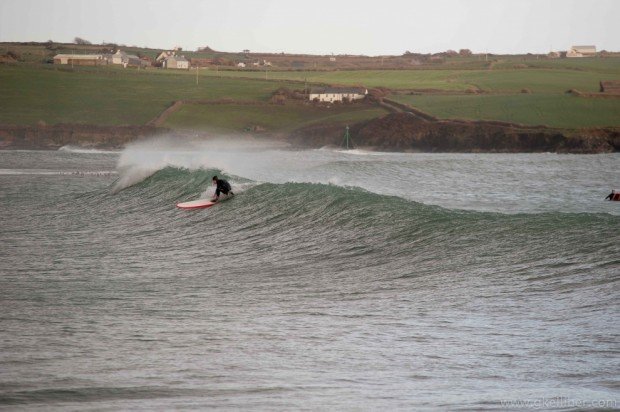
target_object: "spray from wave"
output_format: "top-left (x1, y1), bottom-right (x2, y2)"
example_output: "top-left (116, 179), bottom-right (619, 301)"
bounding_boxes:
top-left (112, 135), bottom-right (320, 193)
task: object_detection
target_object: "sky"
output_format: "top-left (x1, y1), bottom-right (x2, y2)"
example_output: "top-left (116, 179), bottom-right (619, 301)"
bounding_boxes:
top-left (0, 0), bottom-right (618, 55)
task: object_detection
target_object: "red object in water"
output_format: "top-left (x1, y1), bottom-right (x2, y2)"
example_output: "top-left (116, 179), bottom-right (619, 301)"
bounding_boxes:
top-left (176, 199), bottom-right (217, 209)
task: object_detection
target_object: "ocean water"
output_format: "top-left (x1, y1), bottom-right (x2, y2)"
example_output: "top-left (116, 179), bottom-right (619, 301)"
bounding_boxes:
top-left (1, 139), bottom-right (619, 410)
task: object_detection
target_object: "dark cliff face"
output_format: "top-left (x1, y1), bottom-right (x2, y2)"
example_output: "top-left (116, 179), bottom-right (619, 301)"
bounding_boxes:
top-left (0, 124), bottom-right (166, 150)
top-left (288, 113), bottom-right (620, 153)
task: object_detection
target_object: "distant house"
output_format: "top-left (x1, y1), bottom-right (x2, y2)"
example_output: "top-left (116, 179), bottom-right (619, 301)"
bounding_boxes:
top-left (53, 54), bottom-right (104, 66)
top-left (567, 45), bottom-right (597, 58)
top-left (309, 87), bottom-right (368, 103)
top-left (547, 51), bottom-right (560, 59)
top-left (110, 50), bottom-right (127, 65)
top-left (600, 81), bottom-right (620, 94)
top-left (105, 50), bottom-right (143, 67)
top-left (156, 51), bottom-right (175, 62)
top-left (329, 57), bottom-right (336, 62)
top-left (237, 62), bottom-right (246, 68)
top-left (163, 55), bottom-right (189, 69)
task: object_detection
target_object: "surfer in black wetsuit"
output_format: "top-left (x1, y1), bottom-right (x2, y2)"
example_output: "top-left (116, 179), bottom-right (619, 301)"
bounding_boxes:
top-left (605, 190), bottom-right (616, 201)
top-left (212, 176), bottom-right (234, 201)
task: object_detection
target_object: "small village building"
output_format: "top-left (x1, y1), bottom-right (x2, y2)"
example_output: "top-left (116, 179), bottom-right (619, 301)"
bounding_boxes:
top-left (156, 51), bottom-right (174, 62)
top-left (163, 55), bottom-right (189, 69)
top-left (547, 51), bottom-right (560, 59)
top-left (567, 45), bottom-right (597, 58)
top-left (53, 54), bottom-right (104, 66)
top-left (600, 81), bottom-right (620, 94)
top-left (309, 87), bottom-right (368, 103)
top-left (104, 50), bottom-right (143, 67)
top-left (110, 50), bottom-right (127, 65)
top-left (237, 62), bottom-right (246, 68)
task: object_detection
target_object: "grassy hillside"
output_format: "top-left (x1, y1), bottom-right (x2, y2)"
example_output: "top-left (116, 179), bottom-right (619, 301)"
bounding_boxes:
top-left (201, 61), bottom-right (620, 93)
top-left (0, 65), bottom-right (301, 125)
top-left (391, 93), bottom-right (620, 128)
top-left (0, 42), bottom-right (618, 130)
top-left (164, 103), bottom-right (388, 132)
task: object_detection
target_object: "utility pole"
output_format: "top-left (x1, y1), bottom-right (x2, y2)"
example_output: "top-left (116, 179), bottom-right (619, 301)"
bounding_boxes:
top-left (343, 125), bottom-right (352, 150)
top-left (196, 65), bottom-right (199, 85)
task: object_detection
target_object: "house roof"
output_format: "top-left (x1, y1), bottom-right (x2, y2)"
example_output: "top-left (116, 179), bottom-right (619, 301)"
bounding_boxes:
top-left (571, 45), bottom-right (596, 51)
top-left (54, 54), bottom-right (102, 59)
top-left (310, 87), bottom-right (366, 94)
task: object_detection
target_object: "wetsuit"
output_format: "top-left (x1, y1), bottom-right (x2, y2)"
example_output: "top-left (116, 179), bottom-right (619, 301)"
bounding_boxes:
top-left (215, 179), bottom-right (233, 197)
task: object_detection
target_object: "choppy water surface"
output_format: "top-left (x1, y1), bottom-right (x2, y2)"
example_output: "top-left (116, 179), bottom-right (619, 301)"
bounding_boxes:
top-left (1, 140), bottom-right (619, 410)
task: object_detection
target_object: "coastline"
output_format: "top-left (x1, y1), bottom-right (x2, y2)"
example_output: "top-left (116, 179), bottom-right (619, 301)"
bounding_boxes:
top-left (0, 117), bottom-right (618, 153)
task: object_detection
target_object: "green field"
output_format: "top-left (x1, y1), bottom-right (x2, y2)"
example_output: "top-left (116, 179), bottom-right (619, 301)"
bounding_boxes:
top-left (0, 65), bottom-right (301, 125)
top-left (200, 58), bottom-right (620, 93)
top-left (391, 93), bottom-right (620, 128)
top-left (202, 69), bottom-right (469, 90)
top-left (0, 51), bottom-right (619, 129)
top-left (164, 103), bottom-right (388, 132)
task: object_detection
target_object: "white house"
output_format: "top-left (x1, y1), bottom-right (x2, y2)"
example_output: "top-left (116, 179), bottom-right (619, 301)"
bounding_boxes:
top-left (156, 51), bottom-right (174, 62)
top-left (237, 62), bottom-right (246, 68)
top-left (110, 50), bottom-right (127, 65)
top-left (309, 87), bottom-right (368, 103)
top-left (567, 45), bottom-right (596, 58)
top-left (163, 55), bottom-right (189, 69)
top-left (107, 50), bottom-right (142, 67)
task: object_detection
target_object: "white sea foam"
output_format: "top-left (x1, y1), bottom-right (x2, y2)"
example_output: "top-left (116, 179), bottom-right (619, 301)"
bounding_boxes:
top-left (58, 145), bottom-right (119, 154)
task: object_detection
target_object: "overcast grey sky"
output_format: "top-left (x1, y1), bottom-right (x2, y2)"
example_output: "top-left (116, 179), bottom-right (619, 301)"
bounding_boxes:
top-left (0, 0), bottom-right (618, 55)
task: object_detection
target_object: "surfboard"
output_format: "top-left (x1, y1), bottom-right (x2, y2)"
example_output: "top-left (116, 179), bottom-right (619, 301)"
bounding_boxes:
top-left (176, 198), bottom-right (217, 210)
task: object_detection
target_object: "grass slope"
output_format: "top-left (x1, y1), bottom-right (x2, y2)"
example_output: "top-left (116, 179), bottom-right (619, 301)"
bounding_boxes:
top-left (391, 94), bottom-right (620, 128)
top-left (0, 66), bottom-right (300, 125)
top-left (163, 103), bottom-right (388, 132)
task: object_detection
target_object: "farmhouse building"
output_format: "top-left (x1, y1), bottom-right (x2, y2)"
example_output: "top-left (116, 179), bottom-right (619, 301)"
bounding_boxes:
top-left (309, 87), bottom-right (368, 103)
top-left (237, 62), bottom-right (246, 68)
top-left (600, 81), bottom-right (620, 94)
top-left (105, 50), bottom-right (143, 67)
top-left (53, 54), bottom-right (104, 66)
top-left (567, 45), bottom-right (596, 58)
top-left (156, 51), bottom-right (174, 62)
top-left (163, 55), bottom-right (189, 69)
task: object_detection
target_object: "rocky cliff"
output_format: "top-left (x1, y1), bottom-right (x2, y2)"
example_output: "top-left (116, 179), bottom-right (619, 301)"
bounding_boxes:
top-left (288, 113), bottom-right (620, 153)
top-left (0, 124), bottom-right (166, 150)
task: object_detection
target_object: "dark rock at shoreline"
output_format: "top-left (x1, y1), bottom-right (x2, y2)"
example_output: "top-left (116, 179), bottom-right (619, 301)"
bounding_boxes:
top-left (288, 113), bottom-right (620, 153)
top-left (0, 123), bottom-right (167, 150)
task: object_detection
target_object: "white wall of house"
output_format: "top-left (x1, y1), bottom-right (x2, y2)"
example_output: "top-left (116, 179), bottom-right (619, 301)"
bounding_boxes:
top-left (163, 57), bottom-right (189, 69)
top-left (309, 91), bottom-right (367, 103)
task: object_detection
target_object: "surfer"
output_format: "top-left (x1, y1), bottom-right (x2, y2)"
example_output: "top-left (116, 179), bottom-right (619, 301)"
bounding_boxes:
top-left (211, 176), bottom-right (234, 201)
top-left (605, 190), bottom-right (616, 201)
